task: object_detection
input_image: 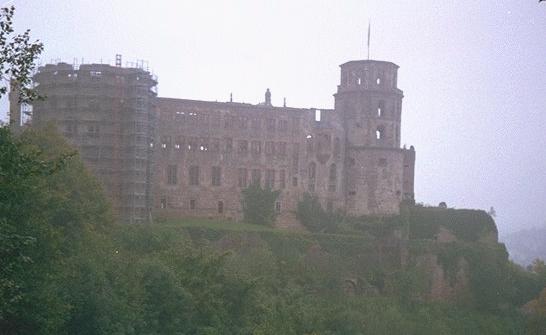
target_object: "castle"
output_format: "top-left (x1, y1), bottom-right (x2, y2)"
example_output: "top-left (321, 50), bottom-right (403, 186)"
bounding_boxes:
top-left (10, 56), bottom-right (415, 226)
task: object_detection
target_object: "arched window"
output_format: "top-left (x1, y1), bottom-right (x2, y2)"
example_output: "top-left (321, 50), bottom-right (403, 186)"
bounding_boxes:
top-left (377, 101), bottom-right (385, 117)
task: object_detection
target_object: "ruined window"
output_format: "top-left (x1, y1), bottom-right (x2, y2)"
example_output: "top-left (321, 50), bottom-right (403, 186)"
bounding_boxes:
top-left (218, 201), bottom-right (224, 214)
top-left (266, 118), bottom-right (276, 132)
top-left (238, 168), bottom-right (248, 188)
top-left (224, 115), bottom-right (235, 129)
top-left (135, 97), bottom-right (145, 109)
top-left (277, 142), bottom-right (287, 156)
top-left (87, 124), bottom-right (99, 138)
top-left (275, 201), bottom-right (281, 213)
top-left (239, 117), bottom-right (248, 129)
top-left (265, 141), bottom-right (274, 156)
top-left (291, 117), bottom-right (300, 133)
top-left (251, 118), bottom-right (261, 130)
top-left (200, 114), bottom-right (210, 128)
top-left (251, 140), bottom-right (262, 155)
top-left (292, 143), bottom-right (300, 157)
top-left (225, 137), bottom-right (233, 153)
top-left (306, 136), bottom-right (314, 154)
top-left (376, 126), bottom-right (385, 141)
top-left (251, 169), bottom-right (261, 186)
top-left (167, 164), bottom-right (178, 185)
top-left (161, 136), bottom-right (171, 149)
top-left (377, 72), bottom-right (384, 86)
top-left (280, 170), bottom-right (286, 189)
top-left (135, 122), bottom-right (146, 133)
top-left (334, 138), bottom-right (341, 158)
top-left (175, 136), bottom-right (184, 150)
top-left (199, 138), bottom-right (209, 152)
top-left (188, 138), bottom-right (197, 152)
top-left (211, 113), bottom-right (221, 128)
top-left (279, 119), bottom-right (288, 132)
top-left (189, 165), bottom-right (200, 186)
top-left (378, 101), bottom-right (385, 117)
top-left (292, 150), bottom-right (300, 173)
top-left (188, 111), bottom-right (198, 126)
top-left (211, 166), bottom-right (222, 186)
top-left (315, 109), bottom-right (322, 122)
top-left (328, 164), bottom-right (337, 192)
top-left (190, 199), bottom-right (196, 210)
top-left (211, 138), bottom-right (220, 152)
top-left (265, 169), bottom-right (275, 189)
top-left (90, 70), bottom-right (102, 78)
top-left (317, 134), bottom-right (331, 152)
top-left (160, 198), bottom-right (167, 209)
top-left (238, 140), bottom-right (248, 155)
top-left (308, 162), bottom-right (316, 192)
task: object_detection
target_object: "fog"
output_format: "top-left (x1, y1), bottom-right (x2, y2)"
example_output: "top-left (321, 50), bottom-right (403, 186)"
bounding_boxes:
top-left (3, 0), bottom-right (546, 236)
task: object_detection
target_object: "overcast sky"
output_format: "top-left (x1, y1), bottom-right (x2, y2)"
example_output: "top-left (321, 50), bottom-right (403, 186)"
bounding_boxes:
top-left (3, 0), bottom-right (546, 236)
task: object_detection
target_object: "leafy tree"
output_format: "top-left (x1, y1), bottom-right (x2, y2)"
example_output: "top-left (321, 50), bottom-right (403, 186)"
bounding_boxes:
top-left (296, 193), bottom-right (342, 233)
top-left (296, 193), bottom-right (325, 232)
top-left (241, 183), bottom-right (280, 226)
top-left (525, 287), bottom-right (546, 335)
top-left (0, 5), bottom-right (43, 103)
top-left (0, 8), bottom-right (47, 329)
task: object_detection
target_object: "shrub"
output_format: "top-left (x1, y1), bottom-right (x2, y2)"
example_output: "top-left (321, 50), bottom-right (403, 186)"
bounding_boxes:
top-left (296, 193), bottom-right (344, 233)
top-left (241, 183), bottom-right (280, 226)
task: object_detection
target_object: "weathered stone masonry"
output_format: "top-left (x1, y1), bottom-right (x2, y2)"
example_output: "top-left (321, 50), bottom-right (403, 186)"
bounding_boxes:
top-left (18, 57), bottom-right (415, 227)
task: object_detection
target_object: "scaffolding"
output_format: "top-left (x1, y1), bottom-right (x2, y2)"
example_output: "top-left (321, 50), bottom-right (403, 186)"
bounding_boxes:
top-left (31, 59), bottom-right (158, 224)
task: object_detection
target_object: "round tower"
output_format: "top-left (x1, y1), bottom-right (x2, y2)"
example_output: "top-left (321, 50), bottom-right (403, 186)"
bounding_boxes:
top-left (334, 60), bottom-right (403, 148)
top-left (335, 59), bottom-right (411, 216)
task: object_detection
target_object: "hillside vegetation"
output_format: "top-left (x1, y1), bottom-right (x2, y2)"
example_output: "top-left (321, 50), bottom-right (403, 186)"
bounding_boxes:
top-left (2, 126), bottom-right (546, 334)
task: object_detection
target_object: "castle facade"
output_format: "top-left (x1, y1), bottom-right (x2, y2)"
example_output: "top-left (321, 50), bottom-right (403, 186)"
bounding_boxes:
top-left (16, 57), bottom-right (415, 226)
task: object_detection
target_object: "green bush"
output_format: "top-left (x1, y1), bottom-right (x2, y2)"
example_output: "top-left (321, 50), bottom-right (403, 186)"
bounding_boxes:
top-left (296, 193), bottom-right (344, 233)
top-left (408, 206), bottom-right (496, 242)
top-left (241, 183), bottom-right (280, 226)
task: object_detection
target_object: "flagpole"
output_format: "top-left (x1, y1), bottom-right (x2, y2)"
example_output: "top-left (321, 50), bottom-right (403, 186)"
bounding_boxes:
top-left (367, 20), bottom-right (371, 60)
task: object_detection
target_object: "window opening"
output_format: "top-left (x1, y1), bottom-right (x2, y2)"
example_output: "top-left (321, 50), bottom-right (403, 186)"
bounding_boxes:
top-left (315, 109), bottom-right (321, 122)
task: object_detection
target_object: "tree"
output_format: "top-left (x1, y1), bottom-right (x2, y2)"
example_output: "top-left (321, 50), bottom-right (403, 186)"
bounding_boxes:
top-left (296, 193), bottom-right (326, 232)
top-left (296, 193), bottom-right (342, 233)
top-left (241, 183), bottom-right (280, 226)
top-left (0, 6), bottom-right (51, 331)
top-left (525, 288), bottom-right (546, 335)
top-left (0, 5), bottom-right (43, 104)
top-left (1, 126), bottom-right (114, 334)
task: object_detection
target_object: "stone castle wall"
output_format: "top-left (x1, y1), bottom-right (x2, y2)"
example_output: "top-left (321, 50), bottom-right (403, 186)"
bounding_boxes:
top-left (27, 58), bottom-right (416, 227)
top-left (154, 98), bottom-right (345, 226)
